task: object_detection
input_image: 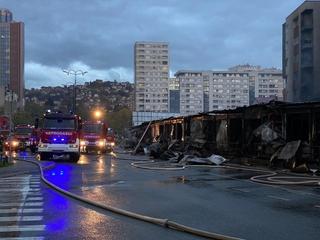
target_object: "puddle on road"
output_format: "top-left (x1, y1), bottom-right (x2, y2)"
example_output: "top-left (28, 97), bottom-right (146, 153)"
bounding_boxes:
top-left (81, 181), bottom-right (127, 191)
top-left (159, 171), bottom-right (257, 188)
top-left (160, 176), bottom-right (230, 188)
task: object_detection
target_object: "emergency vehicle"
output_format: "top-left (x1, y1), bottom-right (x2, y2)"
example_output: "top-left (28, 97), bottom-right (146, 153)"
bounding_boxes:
top-left (80, 121), bottom-right (110, 153)
top-left (0, 116), bottom-right (9, 138)
top-left (36, 111), bottom-right (81, 161)
top-left (12, 124), bottom-right (36, 151)
top-left (106, 127), bottom-right (116, 151)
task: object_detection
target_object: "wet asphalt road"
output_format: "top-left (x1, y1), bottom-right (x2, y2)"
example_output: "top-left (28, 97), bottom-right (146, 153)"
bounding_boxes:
top-left (2, 151), bottom-right (320, 239)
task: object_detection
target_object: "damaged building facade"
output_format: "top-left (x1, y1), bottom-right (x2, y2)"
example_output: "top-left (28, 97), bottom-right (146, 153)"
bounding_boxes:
top-left (130, 101), bottom-right (320, 168)
top-left (283, 0), bottom-right (320, 102)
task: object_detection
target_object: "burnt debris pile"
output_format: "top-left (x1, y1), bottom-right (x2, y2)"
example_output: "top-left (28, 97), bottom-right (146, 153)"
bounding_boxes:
top-left (125, 101), bottom-right (320, 174)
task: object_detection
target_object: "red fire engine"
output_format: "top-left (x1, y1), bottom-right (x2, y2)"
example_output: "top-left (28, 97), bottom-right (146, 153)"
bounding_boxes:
top-left (36, 111), bottom-right (82, 162)
top-left (12, 124), bottom-right (37, 152)
top-left (80, 121), bottom-right (115, 153)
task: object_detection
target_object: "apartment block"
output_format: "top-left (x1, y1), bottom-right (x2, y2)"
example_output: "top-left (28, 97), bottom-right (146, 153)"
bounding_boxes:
top-left (134, 41), bottom-right (169, 112)
top-left (0, 8), bottom-right (24, 109)
top-left (229, 65), bottom-right (284, 104)
top-left (255, 70), bottom-right (284, 103)
top-left (175, 71), bottom-right (204, 115)
top-left (174, 66), bottom-right (282, 114)
top-left (283, 0), bottom-right (320, 102)
top-left (208, 71), bottom-right (249, 111)
top-left (169, 77), bottom-right (180, 113)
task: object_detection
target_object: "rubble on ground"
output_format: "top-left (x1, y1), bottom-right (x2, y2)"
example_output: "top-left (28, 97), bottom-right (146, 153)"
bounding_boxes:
top-left (178, 154), bottom-right (227, 166)
top-left (129, 101), bottom-right (320, 172)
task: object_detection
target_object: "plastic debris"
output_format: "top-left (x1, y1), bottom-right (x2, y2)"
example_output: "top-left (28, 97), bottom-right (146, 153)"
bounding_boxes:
top-left (179, 154), bottom-right (227, 166)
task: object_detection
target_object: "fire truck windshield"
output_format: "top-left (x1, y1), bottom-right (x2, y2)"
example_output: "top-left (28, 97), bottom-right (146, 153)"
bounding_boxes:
top-left (83, 124), bottom-right (102, 134)
top-left (15, 128), bottom-right (33, 135)
top-left (43, 118), bottom-right (76, 130)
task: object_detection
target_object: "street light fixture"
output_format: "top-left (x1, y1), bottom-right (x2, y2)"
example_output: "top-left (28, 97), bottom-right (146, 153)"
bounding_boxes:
top-left (62, 69), bottom-right (88, 114)
top-left (94, 110), bottom-right (102, 119)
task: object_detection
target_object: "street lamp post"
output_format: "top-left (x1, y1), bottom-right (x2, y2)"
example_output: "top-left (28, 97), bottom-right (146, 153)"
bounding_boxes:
top-left (62, 69), bottom-right (88, 114)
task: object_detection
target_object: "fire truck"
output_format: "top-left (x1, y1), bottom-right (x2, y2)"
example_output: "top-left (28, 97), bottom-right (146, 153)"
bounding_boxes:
top-left (12, 125), bottom-right (37, 152)
top-left (80, 121), bottom-right (110, 153)
top-left (0, 116), bottom-right (10, 138)
top-left (106, 127), bottom-right (116, 151)
top-left (36, 111), bottom-right (81, 161)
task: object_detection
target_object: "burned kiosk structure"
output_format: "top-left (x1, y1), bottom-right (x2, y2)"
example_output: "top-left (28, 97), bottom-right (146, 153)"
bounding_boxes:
top-left (132, 101), bottom-right (320, 169)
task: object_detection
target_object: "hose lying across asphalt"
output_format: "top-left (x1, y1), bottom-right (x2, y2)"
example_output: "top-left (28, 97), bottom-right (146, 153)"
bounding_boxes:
top-left (250, 172), bottom-right (320, 185)
top-left (131, 161), bottom-right (320, 186)
top-left (18, 158), bottom-right (242, 240)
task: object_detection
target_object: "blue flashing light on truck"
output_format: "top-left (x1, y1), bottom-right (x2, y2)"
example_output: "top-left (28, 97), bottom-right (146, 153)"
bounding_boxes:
top-left (35, 111), bottom-right (82, 162)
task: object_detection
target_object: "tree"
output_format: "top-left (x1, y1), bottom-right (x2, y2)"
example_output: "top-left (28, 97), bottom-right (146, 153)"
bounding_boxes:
top-left (12, 111), bottom-right (33, 126)
top-left (105, 108), bottom-right (132, 134)
top-left (24, 102), bottom-right (46, 119)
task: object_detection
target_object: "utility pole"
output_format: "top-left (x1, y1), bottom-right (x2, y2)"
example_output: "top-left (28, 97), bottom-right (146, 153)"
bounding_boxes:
top-left (62, 70), bottom-right (88, 114)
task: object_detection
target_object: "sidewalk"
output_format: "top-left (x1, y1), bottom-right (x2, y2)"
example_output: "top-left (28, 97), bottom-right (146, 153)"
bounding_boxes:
top-left (0, 159), bottom-right (38, 178)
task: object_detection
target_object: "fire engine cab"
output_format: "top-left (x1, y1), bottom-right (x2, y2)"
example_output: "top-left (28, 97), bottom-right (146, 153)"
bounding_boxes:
top-left (80, 121), bottom-right (109, 153)
top-left (13, 124), bottom-right (36, 151)
top-left (36, 111), bottom-right (81, 162)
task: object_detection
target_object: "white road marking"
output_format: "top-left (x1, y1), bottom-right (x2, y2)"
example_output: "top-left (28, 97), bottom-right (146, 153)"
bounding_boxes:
top-left (0, 216), bottom-right (43, 222)
top-left (314, 205), bottom-right (320, 208)
top-left (0, 184), bottom-right (33, 187)
top-left (0, 208), bottom-right (43, 214)
top-left (1, 177), bottom-right (30, 180)
top-left (0, 202), bottom-right (43, 207)
top-left (0, 237), bottom-right (44, 240)
top-left (0, 225), bottom-right (45, 232)
top-left (0, 177), bottom-right (32, 180)
top-left (0, 192), bottom-right (43, 197)
top-left (26, 197), bottom-right (43, 201)
top-left (0, 182), bottom-right (31, 184)
top-left (267, 195), bottom-right (290, 201)
top-left (26, 193), bottom-right (42, 197)
top-left (0, 188), bottom-right (40, 192)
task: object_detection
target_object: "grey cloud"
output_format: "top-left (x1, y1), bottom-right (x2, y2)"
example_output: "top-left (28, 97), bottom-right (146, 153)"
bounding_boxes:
top-left (0, 0), bottom-right (304, 86)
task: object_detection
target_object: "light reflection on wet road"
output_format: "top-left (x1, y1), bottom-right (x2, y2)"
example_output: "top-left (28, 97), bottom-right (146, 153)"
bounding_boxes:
top-left (41, 151), bottom-right (320, 240)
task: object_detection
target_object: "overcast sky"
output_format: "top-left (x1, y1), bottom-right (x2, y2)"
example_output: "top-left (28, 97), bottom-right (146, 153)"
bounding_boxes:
top-left (0, 0), bottom-right (303, 88)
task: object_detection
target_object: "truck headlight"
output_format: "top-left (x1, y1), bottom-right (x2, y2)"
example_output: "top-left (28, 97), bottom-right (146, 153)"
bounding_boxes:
top-left (80, 140), bottom-right (86, 146)
top-left (110, 142), bottom-right (115, 147)
top-left (12, 141), bottom-right (19, 147)
top-left (98, 140), bottom-right (105, 147)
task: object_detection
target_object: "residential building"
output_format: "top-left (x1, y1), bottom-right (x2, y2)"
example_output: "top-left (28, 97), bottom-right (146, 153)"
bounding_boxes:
top-left (208, 71), bottom-right (249, 110)
top-left (174, 66), bottom-right (283, 113)
top-left (254, 69), bottom-right (284, 103)
top-left (0, 8), bottom-right (24, 109)
top-left (175, 71), bottom-right (204, 115)
top-left (169, 77), bottom-right (180, 113)
top-left (134, 41), bottom-right (169, 112)
top-left (229, 65), bottom-right (284, 104)
top-left (283, 0), bottom-right (320, 102)
top-left (229, 65), bottom-right (261, 105)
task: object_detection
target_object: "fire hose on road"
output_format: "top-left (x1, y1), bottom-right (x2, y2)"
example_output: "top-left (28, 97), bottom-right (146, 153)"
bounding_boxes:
top-left (130, 161), bottom-right (320, 186)
top-left (18, 158), bottom-right (242, 240)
